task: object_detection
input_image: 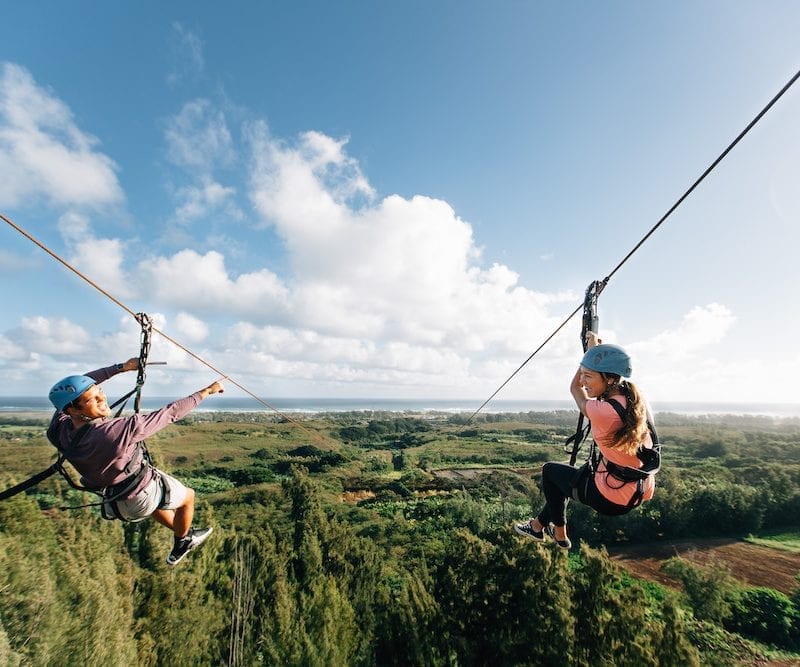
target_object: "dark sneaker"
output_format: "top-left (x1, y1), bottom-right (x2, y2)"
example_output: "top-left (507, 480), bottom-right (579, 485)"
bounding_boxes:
top-left (166, 526), bottom-right (213, 565)
top-left (514, 520), bottom-right (545, 541)
top-left (545, 524), bottom-right (572, 549)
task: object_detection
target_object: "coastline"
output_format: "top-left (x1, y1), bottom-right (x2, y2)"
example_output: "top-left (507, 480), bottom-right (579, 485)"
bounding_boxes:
top-left (2, 396), bottom-right (800, 419)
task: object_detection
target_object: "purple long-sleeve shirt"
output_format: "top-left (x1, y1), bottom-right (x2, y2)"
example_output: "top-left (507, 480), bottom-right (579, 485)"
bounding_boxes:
top-left (47, 364), bottom-right (203, 496)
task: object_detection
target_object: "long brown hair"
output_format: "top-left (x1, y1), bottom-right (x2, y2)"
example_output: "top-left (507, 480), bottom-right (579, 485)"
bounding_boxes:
top-left (604, 378), bottom-right (648, 455)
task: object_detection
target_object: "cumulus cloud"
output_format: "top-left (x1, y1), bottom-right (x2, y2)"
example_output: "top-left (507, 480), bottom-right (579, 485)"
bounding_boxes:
top-left (246, 124), bottom-right (567, 357)
top-left (0, 102), bottom-right (750, 401)
top-left (57, 211), bottom-right (133, 299)
top-left (165, 99), bottom-right (234, 172)
top-left (162, 99), bottom-right (242, 231)
top-left (174, 311), bottom-right (209, 343)
top-left (137, 249), bottom-right (289, 320)
top-left (7, 316), bottom-right (90, 356)
top-left (628, 303), bottom-right (740, 402)
top-left (0, 62), bottom-right (123, 208)
top-left (72, 123), bottom-right (576, 397)
top-left (172, 178), bottom-right (240, 226)
top-left (632, 303), bottom-right (735, 360)
top-left (0, 333), bottom-right (26, 360)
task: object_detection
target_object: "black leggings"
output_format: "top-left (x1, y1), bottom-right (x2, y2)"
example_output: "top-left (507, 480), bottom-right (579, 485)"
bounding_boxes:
top-left (535, 461), bottom-right (629, 527)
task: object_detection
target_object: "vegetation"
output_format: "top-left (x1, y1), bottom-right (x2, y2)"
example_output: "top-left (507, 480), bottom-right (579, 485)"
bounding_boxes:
top-left (1, 409), bottom-right (799, 665)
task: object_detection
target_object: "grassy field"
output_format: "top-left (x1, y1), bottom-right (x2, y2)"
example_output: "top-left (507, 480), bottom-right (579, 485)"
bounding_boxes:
top-left (745, 531), bottom-right (800, 553)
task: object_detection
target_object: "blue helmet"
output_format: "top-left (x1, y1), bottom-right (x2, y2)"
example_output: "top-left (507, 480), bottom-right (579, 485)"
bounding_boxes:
top-left (49, 375), bottom-right (96, 411)
top-left (580, 344), bottom-right (632, 378)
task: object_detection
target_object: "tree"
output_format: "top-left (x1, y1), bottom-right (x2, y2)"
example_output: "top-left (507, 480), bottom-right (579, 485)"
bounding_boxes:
top-left (662, 555), bottom-right (737, 624)
top-left (651, 594), bottom-right (701, 667)
top-left (373, 561), bottom-right (445, 666)
top-left (571, 545), bottom-right (658, 667)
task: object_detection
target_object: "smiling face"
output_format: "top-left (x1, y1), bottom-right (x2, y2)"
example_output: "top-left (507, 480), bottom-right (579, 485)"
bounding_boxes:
top-left (578, 366), bottom-right (611, 399)
top-left (67, 384), bottom-right (111, 420)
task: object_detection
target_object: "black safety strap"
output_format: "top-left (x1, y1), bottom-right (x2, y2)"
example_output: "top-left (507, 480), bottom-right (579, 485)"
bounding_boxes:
top-left (566, 279), bottom-right (607, 465)
top-left (0, 465), bottom-right (60, 501)
top-left (0, 424), bottom-right (91, 501)
top-left (603, 398), bottom-right (661, 474)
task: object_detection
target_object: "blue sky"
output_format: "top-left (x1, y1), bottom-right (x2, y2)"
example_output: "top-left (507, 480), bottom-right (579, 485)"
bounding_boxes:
top-left (1, 2), bottom-right (799, 407)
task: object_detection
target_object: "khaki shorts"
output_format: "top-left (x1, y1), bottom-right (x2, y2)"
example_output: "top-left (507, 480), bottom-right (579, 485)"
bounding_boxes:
top-left (113, 470), bottom-right (189, 522)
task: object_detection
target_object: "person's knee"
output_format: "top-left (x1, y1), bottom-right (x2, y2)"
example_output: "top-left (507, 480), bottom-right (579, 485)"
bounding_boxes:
top-left (542, 462), bottom-right (559, 479)
top-left (181, 487), bottom-right (195, 508)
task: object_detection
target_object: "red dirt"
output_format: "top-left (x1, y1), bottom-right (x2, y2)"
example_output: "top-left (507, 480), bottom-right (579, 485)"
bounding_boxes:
top-left (607, 538), bottom-right (800, 595)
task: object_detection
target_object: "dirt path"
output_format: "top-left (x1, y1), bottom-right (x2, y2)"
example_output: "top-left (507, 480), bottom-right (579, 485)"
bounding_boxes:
top-left (608, 538), bottom-right (800, 594)
top-left (431, 466), bottom-right (536, 481)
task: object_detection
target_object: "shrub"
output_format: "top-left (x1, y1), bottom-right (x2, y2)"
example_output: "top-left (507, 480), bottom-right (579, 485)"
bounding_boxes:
top-left (725, 587), bottom-right (798, 649)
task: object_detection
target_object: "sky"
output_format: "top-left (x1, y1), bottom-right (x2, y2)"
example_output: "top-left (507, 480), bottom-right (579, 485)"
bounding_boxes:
top-left (1, 2), bottom-right (799, 409)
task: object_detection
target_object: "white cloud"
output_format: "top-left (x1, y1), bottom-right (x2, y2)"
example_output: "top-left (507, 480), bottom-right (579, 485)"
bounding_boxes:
top-left (628, 303), bottom-right (743, 402)
top-left (0, 333), bottom-right (26, 360)
top-left (57, 211), bottom-right (133, 299)
top-left (165, 99), bottom-right (234, 172)
top-left (633, 303), bottom-right (735, 360)
top-left (137, 249), bottom-right (289, 320)
top-left (167, 23), bottom-right (205, 86)
top-left (9, 316), bottom-right (90, 356)
top-left (0, 110), bottom-right (765, 403)
top-left (162, 99), bottom-right (242, 230)
top-left (0, 62), bottom-right (123, 208)
top-left (174, 312), bottom-right (209, 343)
top-left (246, 126), bottom-right (573, 366)
top-left (172, 178), bottom-right (240, 225)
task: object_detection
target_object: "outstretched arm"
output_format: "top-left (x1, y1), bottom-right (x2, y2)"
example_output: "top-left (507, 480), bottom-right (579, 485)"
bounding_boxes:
top-left (122, 379), bottom-right (226, 442)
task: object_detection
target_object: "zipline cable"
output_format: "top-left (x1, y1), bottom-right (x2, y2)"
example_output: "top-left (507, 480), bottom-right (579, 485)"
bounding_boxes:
top-left (0, 211), bottom-right (332, 448)
top-left (467, 66), bottom-right (800, 422)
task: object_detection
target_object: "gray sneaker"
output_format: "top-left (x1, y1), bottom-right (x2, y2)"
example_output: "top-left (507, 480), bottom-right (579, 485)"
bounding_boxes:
top-left (166, 526), bottom-right (213, 565)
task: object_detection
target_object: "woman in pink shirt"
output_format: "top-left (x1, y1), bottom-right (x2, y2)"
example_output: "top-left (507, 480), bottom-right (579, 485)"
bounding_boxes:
top-left (515, 332), bottom-right (656, 549)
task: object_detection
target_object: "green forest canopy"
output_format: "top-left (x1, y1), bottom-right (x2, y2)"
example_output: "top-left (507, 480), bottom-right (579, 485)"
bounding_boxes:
top-left (1, 410), bottom-right (799, 665)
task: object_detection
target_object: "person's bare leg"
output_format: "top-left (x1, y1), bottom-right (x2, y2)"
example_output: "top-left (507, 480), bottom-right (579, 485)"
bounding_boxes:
top-left (151, 508), bottom-right (175, 530)
top-left (152, 488), bottom-right (195, 538)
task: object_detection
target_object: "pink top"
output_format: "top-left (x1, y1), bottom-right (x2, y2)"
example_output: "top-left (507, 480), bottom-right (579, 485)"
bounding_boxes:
top-left (585, 397), bottom-right (655, 506)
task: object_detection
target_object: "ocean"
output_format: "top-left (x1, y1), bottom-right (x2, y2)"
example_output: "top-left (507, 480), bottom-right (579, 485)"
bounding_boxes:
top-left (2, 396), bottom-right (800, 418)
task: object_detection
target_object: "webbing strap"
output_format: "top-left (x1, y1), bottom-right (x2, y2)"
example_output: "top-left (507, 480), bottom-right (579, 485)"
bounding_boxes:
top-left (0, 423), bottom-right (91, 501)
top-left (567, 280), bottom-right (606, 465)
top-left (0, 465), bottom-right (60, 501)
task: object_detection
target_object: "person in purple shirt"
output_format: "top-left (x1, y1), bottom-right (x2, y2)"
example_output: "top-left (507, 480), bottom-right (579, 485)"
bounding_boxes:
top-left (47, 358), bottom-right (224, 565)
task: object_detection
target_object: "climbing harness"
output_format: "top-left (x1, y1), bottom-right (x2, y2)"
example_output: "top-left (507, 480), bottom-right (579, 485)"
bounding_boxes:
top-left (0, 314), bottom-right (158, 515)
top-left (564, 279), bottom-right (606, 465)
top-left (583, 398), bottom-right (661, 511)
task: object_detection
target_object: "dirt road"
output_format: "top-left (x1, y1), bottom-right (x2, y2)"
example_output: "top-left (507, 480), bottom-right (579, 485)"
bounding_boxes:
top-left (608, 538), bottom-right (800, 594)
